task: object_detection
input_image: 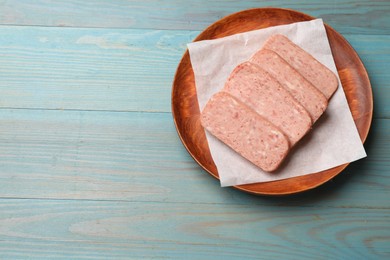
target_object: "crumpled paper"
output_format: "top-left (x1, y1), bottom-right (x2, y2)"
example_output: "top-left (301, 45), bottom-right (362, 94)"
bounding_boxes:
top-left (187, 19), bottom-right (367, 187)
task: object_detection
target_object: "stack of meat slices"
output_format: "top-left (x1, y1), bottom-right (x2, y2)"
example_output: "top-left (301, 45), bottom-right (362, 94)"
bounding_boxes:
top-left (201, 34), bottom-right (339, 172)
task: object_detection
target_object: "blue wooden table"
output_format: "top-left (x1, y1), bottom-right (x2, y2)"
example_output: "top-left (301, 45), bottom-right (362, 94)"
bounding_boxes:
top-left (0, 1), bottom-right (389, 259)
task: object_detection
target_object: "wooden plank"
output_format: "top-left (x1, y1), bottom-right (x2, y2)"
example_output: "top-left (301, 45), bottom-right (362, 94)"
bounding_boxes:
top-left (0, 108), bottom-right (388, 208)
top-left (0, 26), bottom-right (389, 117)
top-left (0, 25), bottom-right (198, 113)
top-left (0, 199), bottom-right (389, 259)
top-left (0, 0), bottom-right (389, 34)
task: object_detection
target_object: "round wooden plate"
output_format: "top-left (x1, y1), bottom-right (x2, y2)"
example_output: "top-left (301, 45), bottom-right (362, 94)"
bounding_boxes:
top-left (171, 8), bottom-right (373, 195)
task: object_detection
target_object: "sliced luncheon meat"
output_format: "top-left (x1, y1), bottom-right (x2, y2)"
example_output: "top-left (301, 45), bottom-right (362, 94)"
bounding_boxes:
top-left (224, 61), bottom-right (312, 146)
top-left (250, 49), bottom-right (328, 122)
top-left (263, 34), bottom-right (338, 99)
top-left (201, 92), bottom-right (290, 172)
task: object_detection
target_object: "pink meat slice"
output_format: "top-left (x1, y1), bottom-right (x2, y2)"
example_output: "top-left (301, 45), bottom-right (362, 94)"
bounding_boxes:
top-left (263, 34), bottom-right (338, 99)
top-left (224, 61), bottom-right (312, 146)
top-left (201, 92), bottom-right (290, 172)
top-left (250, 49), bottom-right (328, 122)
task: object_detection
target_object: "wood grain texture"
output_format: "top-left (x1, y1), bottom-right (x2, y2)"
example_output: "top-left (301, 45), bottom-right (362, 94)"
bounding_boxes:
top-left (0, 25), bottom-right (197, 112)
top-left (1, 27), bottom-right (388, 116)
top-left (0, 199), bottom-right (389, 259)
top-left (0, 108), bottom-right (388, 209)
top-left (344, 34), bottom-right (390, 119)
top-left (0, 0), bottom-right (389, 34)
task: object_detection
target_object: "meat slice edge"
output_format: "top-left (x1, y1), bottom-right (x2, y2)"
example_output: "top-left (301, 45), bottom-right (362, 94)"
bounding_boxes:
top-left (250, 49), bottom-right (328, 123)
top-left (223, 61), bottom-right (312, 146)
top-left (201, 92), bottom-right (290, 172)
top-left (263, 34), bottom-right (338, 99)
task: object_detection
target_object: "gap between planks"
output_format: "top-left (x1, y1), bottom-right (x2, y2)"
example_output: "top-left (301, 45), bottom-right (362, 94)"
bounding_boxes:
top-left (0, 107), bottom-right (171, 114)
top-left (0, 196), bottom-right (389, 210)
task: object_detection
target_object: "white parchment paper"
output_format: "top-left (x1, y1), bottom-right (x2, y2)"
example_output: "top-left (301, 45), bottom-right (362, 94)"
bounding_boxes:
top-left (187, 19), bottom-right (367, 187)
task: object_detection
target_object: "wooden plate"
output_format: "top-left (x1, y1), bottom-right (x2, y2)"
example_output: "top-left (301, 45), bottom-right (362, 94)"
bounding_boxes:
top-left (171, 8), bottom-right (373, 195)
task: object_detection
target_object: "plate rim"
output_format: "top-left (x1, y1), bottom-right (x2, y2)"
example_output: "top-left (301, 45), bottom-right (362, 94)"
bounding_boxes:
top-left (171, 7), bottom-right (373, 195)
